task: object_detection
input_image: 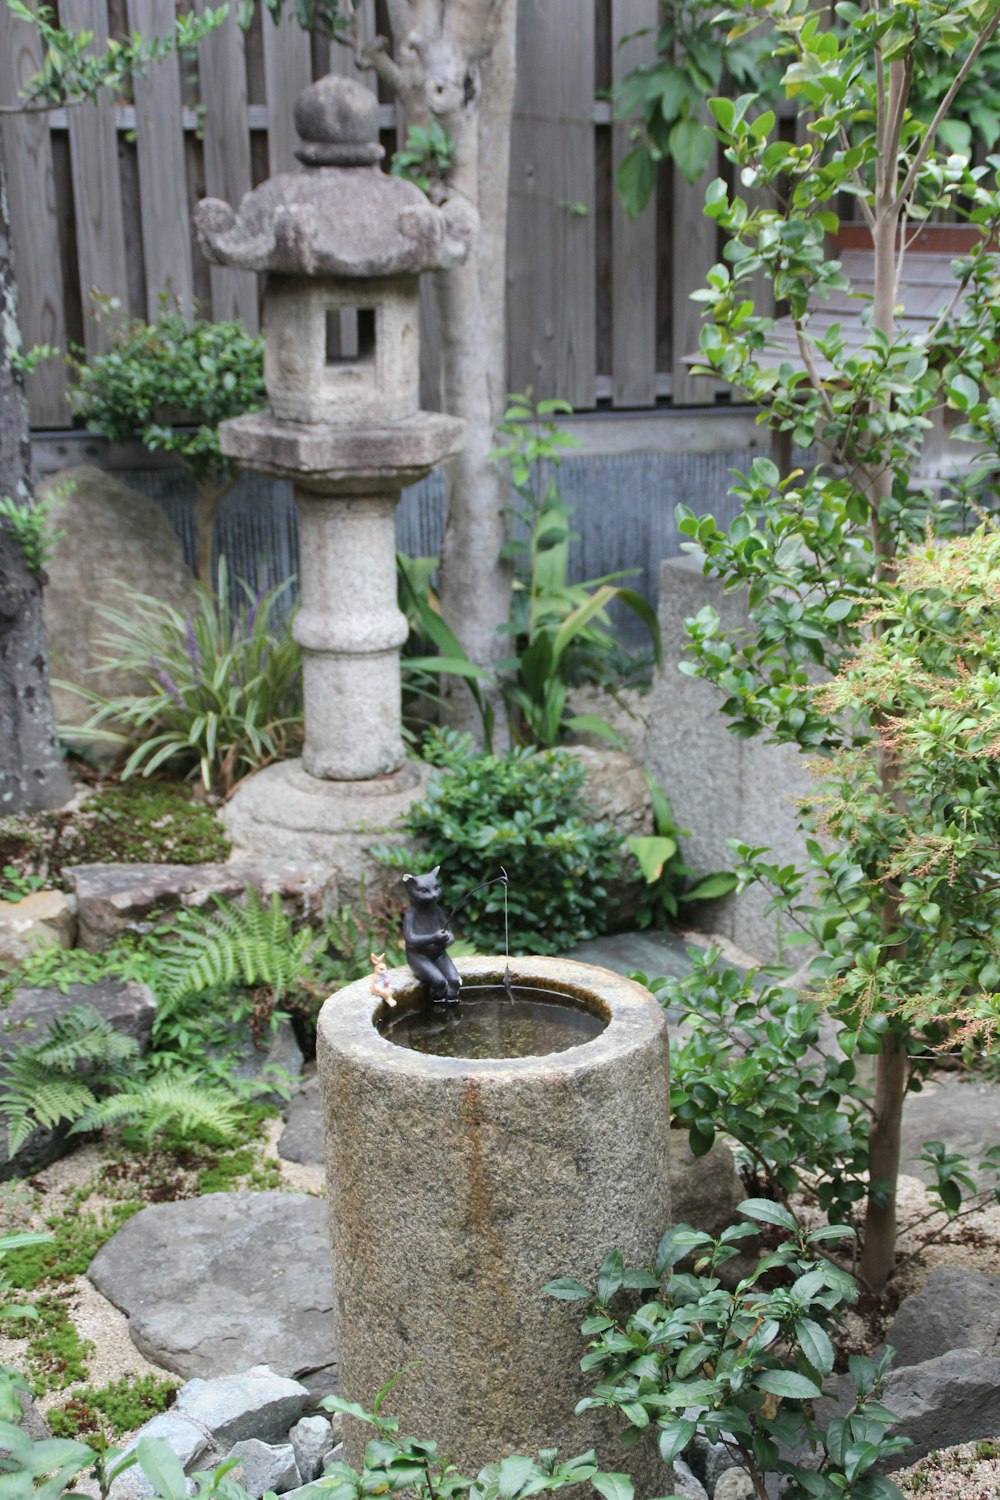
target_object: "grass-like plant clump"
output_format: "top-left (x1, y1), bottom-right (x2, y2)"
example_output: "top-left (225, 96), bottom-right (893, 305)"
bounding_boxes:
top-left (48, 1374), bottom-right (179, 1442)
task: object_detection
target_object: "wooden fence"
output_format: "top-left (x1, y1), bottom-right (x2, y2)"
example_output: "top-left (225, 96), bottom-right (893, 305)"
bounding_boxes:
top-left (0, 0), bottom-right (770, 430)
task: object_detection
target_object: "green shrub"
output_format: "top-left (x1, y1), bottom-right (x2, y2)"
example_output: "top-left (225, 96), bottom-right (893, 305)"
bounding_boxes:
top-left (376, 729), bottom-right (624, 954)
top-left (554, 1206), bottom-right (911, 1498)
top-left (65, 557), bottom-right (303, 794)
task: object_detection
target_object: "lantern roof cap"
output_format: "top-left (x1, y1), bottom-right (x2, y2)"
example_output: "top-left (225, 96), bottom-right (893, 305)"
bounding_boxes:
top-left (195, 74), bottom-right (470, 278)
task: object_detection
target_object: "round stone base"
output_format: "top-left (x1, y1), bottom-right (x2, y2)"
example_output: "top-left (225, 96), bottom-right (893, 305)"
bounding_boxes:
top-left (222, 758), bottom-right (431, 905)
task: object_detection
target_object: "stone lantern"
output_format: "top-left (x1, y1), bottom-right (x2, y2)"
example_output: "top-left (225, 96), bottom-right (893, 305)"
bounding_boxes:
top-left (193, 75), bottom-right (468, 871)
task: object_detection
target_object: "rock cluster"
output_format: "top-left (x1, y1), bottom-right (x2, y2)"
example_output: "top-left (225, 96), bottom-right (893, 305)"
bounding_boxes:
top-left (109, 1367), bottom-right (341, 1500)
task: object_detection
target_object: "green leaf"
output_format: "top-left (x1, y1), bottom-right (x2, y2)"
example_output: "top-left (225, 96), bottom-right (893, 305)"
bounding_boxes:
top-left (626, 835), bottom-right (678, 884)
top-left (597, 1248), bottom-right (625, 1305)
top-left (684, 871), bottom-right (737, 901)
top-left (543, 1277), bottom-right (590, 1301)
top-left (617, 148), bottom-right (657, 218)
top-left (795, 1317), bottom-right (835, 1376)
top-left (497, 1456), bottom-right (537, 1498)
top-left (755, 1370), bottom-right (823, 1401)
top-left (669, 117), bottom-right (716, 184)
top-left (739, 1198), bottom-right (797, 1230)
top-left (591, 1474), bottom-right (634, 1500)
top-left (136, 1436), bottom-right (188, 1499)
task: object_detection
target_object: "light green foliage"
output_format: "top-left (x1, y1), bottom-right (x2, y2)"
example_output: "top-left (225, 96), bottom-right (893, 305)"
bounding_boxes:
top-left (66, 558), bottom-right (303, 794)
top-left (0, 1231), bottom-right (52, 1324)
top-left (0, 489), bottom-right (66, 579)
top-left (21, 1297), bottom-right (94, 1395)
top-left (8, 0), bottom-right (225, 109)
top-left (48, 1375), bottom-right (179, 1443)
top-left (405, 396), bottom-right (660, 749)
top-left (376, 728), bottom-right (624, 955)
top-left (153, 888), bottom-right (321, 1018)
top-left (69, 313), bottom-right (264, 485)
top-left (554, 1208), bottom-right (910, 1498)
top-left (663, 0), bottom-right (1000, 1287)
top-left (0, 1003), bottom-right (241, 1158)
top-left (391, 121), bottom-right (454, 191)
top-left (808, 524), bottom-right (1000, 1044)
top-left (626, 774), bottom-right (736, 926)
top-left (0, 867), bottom-right (46, 903)
top-left (615, 0), bottom-right (780, 209)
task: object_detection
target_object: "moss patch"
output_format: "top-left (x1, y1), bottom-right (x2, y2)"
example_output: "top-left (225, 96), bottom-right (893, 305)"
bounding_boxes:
top-left (4, 1201), bottom-right (144, 1293)
top-left (48, 1374), bottom-right (179, 1442)
top-left (0, 780), bottom-right (230, 896)
top-left (19, 1295), bottom-right (94, 1395)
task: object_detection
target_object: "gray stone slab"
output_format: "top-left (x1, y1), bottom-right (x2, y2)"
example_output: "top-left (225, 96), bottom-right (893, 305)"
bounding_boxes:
top-left (88, 1194), bottom-right (337, 1386)
top-left (174, 1368), bottom-right (310, 1447)
top-left (225, 1439), bottom-right (300, 1497)
top-left (0, 979), bottom-right (157, 1181)
top-left (279, 1077), bottom-right (323, 1165)
top-left (899, 1075), bottom-right (1000, 1184)
top-left (885, 1268), bottom-right (1000, 1368)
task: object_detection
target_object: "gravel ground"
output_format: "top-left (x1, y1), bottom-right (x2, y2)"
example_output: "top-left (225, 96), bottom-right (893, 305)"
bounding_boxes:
top-left (2, 1125), bottom-right (997, 1495)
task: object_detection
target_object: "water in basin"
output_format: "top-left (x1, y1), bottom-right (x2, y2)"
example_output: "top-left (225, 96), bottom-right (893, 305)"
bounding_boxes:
top-left (379, 984), bottom-right (607, 1059)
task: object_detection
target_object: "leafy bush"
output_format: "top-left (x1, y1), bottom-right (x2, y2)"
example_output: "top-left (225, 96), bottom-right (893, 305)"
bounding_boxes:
top-left (69, 310), bottom-right (265, 587)
top-left (376, 729), bottom-right (624, 955)
top-left (0, 486), bottom-right (66, 579)
top-left (66, 557), bottom-right (302, 794)
top-left (552, 1206), bottom-right (911, 1498)
top-left (404, 397), bottom-right (660, 750)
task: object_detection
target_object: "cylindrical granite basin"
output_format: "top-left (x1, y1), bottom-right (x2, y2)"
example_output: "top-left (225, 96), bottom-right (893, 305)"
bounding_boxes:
top-left (316, 955), bottom-right (671, 1493)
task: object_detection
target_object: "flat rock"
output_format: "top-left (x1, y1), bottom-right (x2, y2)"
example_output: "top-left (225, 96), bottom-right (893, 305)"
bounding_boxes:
top-left (88, 1193), bottom-right (337, 1386)
top-left (885, 1268), bottom-right (1000, 1368)
top-left (221, 1023), bottom-right (305, 1102)
top-left (226, 1439), bottom-right (300, 1497)
top-left (899, 1074), bottom-right (1000, 1184)
top-left (176, 1368), bottom-right (309, 1446)
top-left (279, 1077), bottom-right (323, 1165)
top-left (668, 1130), bottom-right (744, 1241)
top-left (1, 979), bottom-right (156, 1057)
top-left (817, 1348), bottom-right (1000, 1471)
top-left (65, 861), bottom-right (329, 950)
top-left (0, 979), bottom-right (157, 1180)
top-left (0, 890), bottom-right (76, 969)
top-left (39, 466), bottom-right (198, 747)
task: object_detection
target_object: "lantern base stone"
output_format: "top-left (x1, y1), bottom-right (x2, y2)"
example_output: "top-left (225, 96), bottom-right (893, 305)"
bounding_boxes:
top-left (221, 757), bottom-right (430, 908)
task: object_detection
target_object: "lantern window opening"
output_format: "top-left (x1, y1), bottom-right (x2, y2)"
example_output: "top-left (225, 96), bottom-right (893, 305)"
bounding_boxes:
top-left (326, 306), bottom-right (377, 366)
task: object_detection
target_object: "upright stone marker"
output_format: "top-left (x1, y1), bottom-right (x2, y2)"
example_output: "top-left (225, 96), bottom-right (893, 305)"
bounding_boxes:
top-left (194, 76), bottom-right (467, 858)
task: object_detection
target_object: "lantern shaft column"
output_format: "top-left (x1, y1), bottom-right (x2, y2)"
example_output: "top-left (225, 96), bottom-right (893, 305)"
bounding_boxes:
top-left (293, 488), bottom-right (407, 781)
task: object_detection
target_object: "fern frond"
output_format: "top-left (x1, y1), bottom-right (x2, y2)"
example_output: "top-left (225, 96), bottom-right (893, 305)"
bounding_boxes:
top-left (72, 1077), bottom-right (240, 1142)
top-left (29, 1005), bottom-right (139, 1070)
top-left (154, 889), bottom-right (320, 1014)
top-left (2, 1064), bottom-right (98, 1154)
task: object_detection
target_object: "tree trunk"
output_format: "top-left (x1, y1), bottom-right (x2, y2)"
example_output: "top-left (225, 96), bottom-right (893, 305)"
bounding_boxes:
top-left (0, 139), bottom-right (72, 814)
top-left (376, 0), bottom-right (517, 740)
top-left (859, 1029), bottom-right (906, 1291)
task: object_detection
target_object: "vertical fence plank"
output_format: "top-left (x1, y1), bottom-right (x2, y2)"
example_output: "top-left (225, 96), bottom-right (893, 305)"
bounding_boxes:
top-left (262, 5), bottom-right (313, 174)
top-left (611, 0), bottom-right (657, 407)
top-left (508, 0), bottom-right (596, 407)
top-left (128, 0), bottom-right (194, 316)
top-left (57, 0), bottom-right (130, 356)
top-left (198, 3), bottom-right (258, 330)
top-left (0, 5), bottom-right (69, 425)
top-left (670, 133), bottom-right (718, 404)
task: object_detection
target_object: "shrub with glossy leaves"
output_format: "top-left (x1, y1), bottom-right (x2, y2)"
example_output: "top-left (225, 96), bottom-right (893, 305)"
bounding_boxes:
top-left (376, 729), bottom-right (623, 955)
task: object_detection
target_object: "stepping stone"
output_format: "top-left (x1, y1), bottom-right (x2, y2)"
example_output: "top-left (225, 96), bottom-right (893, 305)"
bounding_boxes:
top-left (88, 1192), bottom-right (337, 1391)
top-left (279, 1077), bottom-right (324, 1165)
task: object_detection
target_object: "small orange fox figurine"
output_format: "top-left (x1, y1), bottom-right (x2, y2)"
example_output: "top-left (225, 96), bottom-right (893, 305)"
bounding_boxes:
top-left (370, 952), bottom-right (395, 1008)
